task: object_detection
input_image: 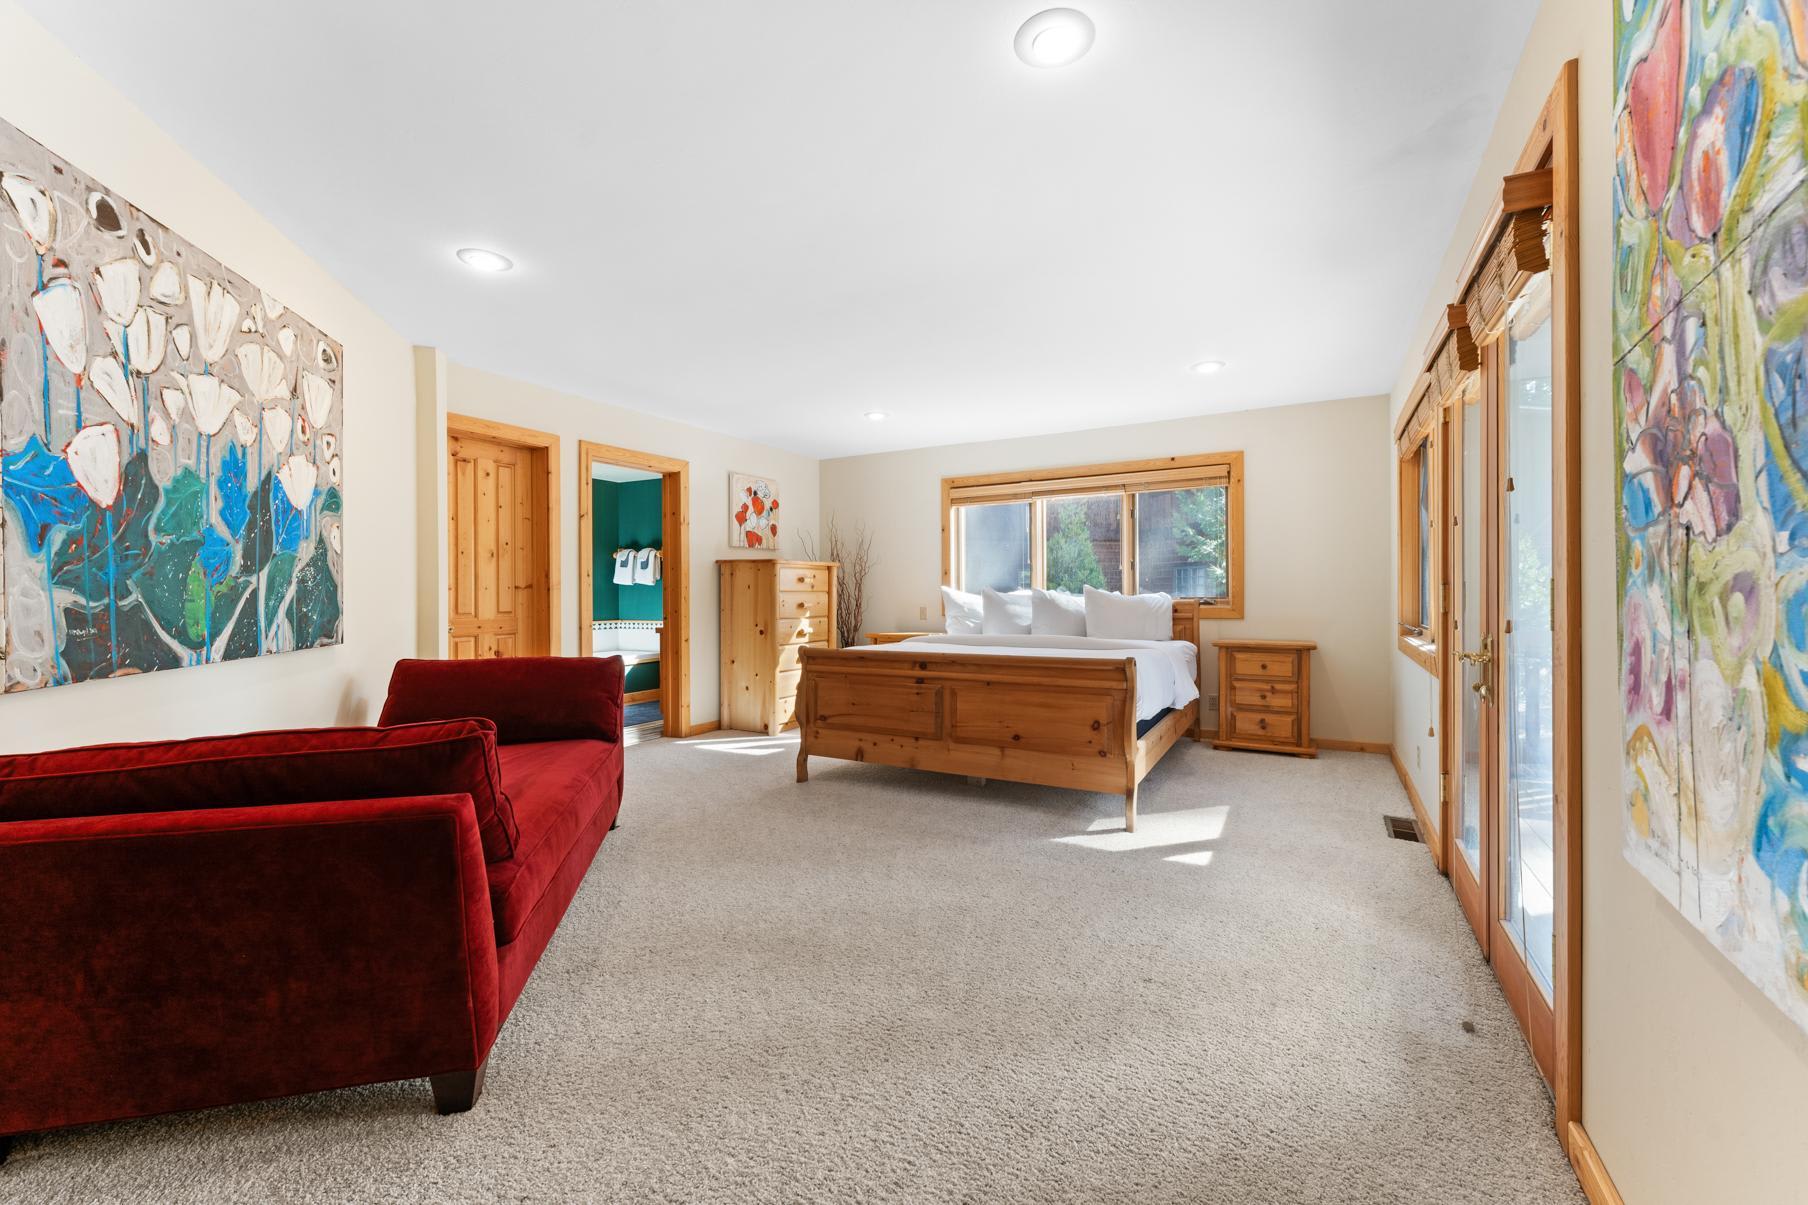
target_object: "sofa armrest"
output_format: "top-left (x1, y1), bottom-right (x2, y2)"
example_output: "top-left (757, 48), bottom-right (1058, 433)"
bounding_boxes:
top-left (0, 793), bottom-right (500, 1137)
top-left (380, 656), bottom-right (624, 744)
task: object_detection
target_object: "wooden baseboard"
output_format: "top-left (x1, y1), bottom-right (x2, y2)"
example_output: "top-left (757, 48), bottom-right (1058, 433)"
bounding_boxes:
top-left (1567, 1123), bottom-right (1624, 1205)
top-left (1316, 737), bottom-right (1390, 754)
top-left (623, 688), bottom-right (661, 705)
top-left (683, 721), bottom-right (720, 737)
top-left (1389, 744), bottom-right (1445, 872)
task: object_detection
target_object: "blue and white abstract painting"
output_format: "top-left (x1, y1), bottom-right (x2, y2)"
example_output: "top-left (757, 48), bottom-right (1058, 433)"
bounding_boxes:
top-left (0, 117), bottom-right (344, 692)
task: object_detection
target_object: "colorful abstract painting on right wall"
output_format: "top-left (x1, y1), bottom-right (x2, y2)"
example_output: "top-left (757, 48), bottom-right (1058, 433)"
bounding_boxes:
top-left (1616, 0), bottom-right (1808, 1033)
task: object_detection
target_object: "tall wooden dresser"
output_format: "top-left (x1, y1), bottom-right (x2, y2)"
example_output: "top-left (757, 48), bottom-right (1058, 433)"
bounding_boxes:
top-left (718, 559), bottom-right (840, 734)
top-left (1211, 639), bottom-right (1318, 757)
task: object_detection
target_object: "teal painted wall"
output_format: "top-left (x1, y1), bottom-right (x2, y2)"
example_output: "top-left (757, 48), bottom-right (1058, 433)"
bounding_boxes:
top-left (591, 480), bottom-right (620, 617)
top-left (616, 480), bottom-right (663, 622)
top-left (591, 476), bottom-right (664, 696)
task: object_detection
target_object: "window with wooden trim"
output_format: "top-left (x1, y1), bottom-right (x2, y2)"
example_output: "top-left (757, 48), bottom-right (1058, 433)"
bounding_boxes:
top-left (943, 453), bottom-right (1243, 618)
top-left (1396, 419), bottom-right (1438, 673)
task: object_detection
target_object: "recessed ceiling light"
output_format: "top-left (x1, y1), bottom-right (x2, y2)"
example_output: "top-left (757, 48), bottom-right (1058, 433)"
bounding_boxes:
top-left (1015, 9), bottom-right (1095, 68)
top-left (1190, 360), bottom-right (1226, 375)
top-left (456, 247), bottom-right (514, 273)
top-left (865, 410), bottom-right (889, 422)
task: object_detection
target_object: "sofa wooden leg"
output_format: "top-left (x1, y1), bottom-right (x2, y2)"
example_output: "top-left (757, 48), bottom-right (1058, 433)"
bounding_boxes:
top-left (430, 1061), bottom-right (486, 1114)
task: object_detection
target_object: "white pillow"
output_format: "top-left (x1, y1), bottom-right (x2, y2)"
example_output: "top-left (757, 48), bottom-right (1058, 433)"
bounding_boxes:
top-left (1030, 588), bottom-right (1087, 636)
top-left (1083, 585), bottom-right (1173, 641)
top-left (981, 588), bottom-right (1032, 635)
top-left (941, 585), bottom-right (983, 635)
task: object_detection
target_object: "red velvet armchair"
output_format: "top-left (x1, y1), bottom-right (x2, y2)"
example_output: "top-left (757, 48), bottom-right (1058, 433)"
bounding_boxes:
top-left (0, 655), bottom-right (624, 1160)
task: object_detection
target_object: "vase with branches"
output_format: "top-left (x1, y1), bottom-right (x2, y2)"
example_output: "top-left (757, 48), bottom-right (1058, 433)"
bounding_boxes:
top-left (800, 518), bottom-right (874, 648)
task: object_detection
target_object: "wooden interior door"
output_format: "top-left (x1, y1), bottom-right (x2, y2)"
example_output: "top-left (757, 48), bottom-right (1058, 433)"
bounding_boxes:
top-left (448, 431), bottom-right (542, 659)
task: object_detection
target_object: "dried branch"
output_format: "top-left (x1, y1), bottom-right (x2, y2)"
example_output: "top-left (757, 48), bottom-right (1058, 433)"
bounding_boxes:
top-left (800, 518), bottom-right (875, 647)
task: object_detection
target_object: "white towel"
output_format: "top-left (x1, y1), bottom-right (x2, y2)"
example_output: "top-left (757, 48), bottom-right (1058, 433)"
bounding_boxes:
top-left (632, 548), bottom-right (662, 585)
top-left (612, 549), bottom-right (635, 585)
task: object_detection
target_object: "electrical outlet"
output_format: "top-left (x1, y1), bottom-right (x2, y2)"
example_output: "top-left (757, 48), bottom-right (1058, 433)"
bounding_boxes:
top-left (1206, 694), bottom-right (1218, 712)
top-left (1415, 746), bottom-right (1422, 769)
top-left (919, 605), bottom-right (928, 620)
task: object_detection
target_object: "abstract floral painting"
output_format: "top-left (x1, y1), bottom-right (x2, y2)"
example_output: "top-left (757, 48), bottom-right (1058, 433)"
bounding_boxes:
top-left (0, 118), bottom-right (343, 692)
top-left (729, 472), bottom-right (778, 549)
top-left (1616, 0), bottom-right (1808, 1031)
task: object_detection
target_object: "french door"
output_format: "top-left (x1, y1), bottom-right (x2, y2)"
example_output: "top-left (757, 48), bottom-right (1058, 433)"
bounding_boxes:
top-left (1444, 272), bottom-right (1558, 1084)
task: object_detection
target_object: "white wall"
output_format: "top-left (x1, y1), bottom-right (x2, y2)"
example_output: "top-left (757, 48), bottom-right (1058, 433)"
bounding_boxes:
top-left (820, 396), bottom-right (1393, 746)
top-left (0, 4), bottom-right (419, 754)
top-left (433, 360), bottom-right (821, 729)
top-left (1387, 2), bottom-right (1808, 1200)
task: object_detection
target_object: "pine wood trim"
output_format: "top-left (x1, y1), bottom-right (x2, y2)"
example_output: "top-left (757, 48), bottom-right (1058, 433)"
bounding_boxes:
top-left (684, 721), bottom-right (720, 737)
top-left (1545, 56), bottom-right (1585, 1150)
top-left (446, 414), bottom-right (560, 657)
top-left (1566, 1123), bottom-right (1624, 1205)
top-left (576, 439), bottom-right (691, 738)
top-left (1316, 738), bottom-right (1389, 754)
top-left (623, 688), bottom-right (661, 705)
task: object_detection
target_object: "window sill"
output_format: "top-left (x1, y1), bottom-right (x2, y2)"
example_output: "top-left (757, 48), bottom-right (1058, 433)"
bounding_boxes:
top-left (1398, 632), bottom-right (1438, 675)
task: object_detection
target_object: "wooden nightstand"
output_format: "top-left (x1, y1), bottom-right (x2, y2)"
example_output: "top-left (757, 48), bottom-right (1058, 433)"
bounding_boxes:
top-left (1211, 639), bottom-right (1317, 757)
top-left (865, 631), bottom-right (931, 645)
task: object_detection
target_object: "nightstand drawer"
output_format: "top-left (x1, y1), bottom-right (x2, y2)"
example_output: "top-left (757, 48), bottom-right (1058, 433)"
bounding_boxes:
top-left (1230, 650), bottom-right (1297, 680)
top-left (1229, 709), bottom-right (1298, 745)
top-left (1230, 681), bottom-right (1298, 712)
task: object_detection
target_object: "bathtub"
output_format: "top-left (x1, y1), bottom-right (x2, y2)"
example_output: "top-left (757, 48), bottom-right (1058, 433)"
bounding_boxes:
top-left (591, 620), bottom-right (661, 667)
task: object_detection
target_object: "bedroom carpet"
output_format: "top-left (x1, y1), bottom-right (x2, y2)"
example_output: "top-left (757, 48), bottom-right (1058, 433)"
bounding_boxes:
top-left (0, 737), bottom-right (1583, 1204)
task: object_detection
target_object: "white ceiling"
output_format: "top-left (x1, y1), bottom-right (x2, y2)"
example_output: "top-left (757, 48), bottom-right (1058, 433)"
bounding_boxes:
top-left (26, 1), bottom-right (1538, 459)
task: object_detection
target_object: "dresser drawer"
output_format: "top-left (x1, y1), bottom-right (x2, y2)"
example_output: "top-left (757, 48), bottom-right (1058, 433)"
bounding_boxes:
top-left (782, 566), bottom-right (831, 592)
top-left (778, 640), bottom-right (828, 672)
top-left (1229, 708), bottom-right (1298, 745)
top-left (1230, 681), bottom-right (1298, 713)
top-left (774, 693), bottom-right (798, 728)
top-left (1230, 650), bottom-right (1297, 681)
top-left (778, 616), bottom-right (830, 645)
top-left (776, 667), bottom-right (803, 697)
top-left (780, 590), bottom-right (831, 621)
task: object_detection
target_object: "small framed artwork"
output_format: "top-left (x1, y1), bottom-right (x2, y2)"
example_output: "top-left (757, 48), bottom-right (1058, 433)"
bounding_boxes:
top-left (729, 472), bottom-right (779, 549)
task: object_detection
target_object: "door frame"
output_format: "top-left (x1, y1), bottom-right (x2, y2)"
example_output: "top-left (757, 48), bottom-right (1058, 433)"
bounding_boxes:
top-left (1442, 373), bottom-right (1492, 956)
top-left (1433, 61), bottom-right (1580, 1148)
top-left (577, 440), bottom-right (691, 738)
top-left (446, 413), bottom-right (561, 656)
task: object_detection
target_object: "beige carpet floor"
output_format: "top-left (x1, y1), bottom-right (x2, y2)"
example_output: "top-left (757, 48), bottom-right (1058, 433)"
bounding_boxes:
top-left (2, 736), bottom-right (1583, 1204)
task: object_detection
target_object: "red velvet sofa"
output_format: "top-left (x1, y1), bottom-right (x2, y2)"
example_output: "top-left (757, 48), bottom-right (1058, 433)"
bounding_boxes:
top-left (0, 655), bottom-right (624, 1159)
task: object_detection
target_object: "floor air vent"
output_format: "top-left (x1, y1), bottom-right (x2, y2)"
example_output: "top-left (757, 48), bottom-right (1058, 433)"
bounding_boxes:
top-left (1383, 815), bottom-right (1423, 843)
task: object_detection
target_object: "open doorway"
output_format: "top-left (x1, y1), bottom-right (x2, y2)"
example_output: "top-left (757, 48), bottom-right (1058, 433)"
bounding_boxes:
top-left (577, 441), bottom-right (689, 742)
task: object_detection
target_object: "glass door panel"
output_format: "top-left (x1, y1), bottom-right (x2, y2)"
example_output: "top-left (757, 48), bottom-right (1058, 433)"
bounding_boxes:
top-left (1502, 276), bottom-right (1556, 995)
top-left (1456, 392), bottom-right (1485, 876)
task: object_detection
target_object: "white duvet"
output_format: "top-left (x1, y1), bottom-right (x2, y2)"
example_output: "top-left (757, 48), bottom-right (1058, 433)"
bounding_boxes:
top-left (865, 634), bottom-right (1199, 721)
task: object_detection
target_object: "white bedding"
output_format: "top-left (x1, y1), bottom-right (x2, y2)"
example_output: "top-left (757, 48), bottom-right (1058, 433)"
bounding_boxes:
top-left (867, 634), bottom-right (1199, 722)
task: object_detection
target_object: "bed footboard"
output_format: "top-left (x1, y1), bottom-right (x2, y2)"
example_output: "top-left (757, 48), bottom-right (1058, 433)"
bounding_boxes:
top-left (795, 647), bottom-right (1146, 828)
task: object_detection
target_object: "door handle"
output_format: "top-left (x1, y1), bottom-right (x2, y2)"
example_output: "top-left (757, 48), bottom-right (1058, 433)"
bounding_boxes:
top-left (1459, 635), bottom-right (1494, 702)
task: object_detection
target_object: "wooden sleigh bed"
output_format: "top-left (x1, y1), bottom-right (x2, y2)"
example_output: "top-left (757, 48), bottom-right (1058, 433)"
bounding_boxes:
top-left (793, 602), bottom-right (1201, 832)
